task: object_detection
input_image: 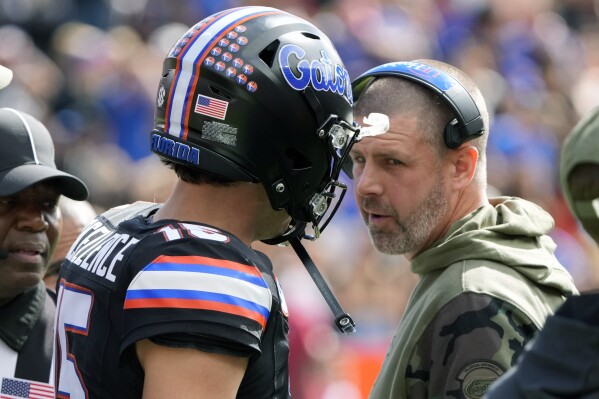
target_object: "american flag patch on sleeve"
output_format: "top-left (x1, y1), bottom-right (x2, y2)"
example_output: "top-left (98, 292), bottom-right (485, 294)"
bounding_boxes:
top-left (0, 377), bottom-right (54, 399)
top-left (195, 94), bottom-right (229, 120)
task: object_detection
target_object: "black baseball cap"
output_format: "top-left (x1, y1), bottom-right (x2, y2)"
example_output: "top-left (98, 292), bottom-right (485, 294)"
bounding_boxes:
top-left (0, 108), bottom-right (89, 200)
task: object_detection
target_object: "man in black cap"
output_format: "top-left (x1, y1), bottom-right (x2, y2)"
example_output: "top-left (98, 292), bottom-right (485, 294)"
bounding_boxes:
top-left (0, 105), bottom-right (88, 390)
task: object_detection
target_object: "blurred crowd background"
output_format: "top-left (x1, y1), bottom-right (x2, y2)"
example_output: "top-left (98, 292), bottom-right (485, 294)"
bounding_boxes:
top-left (2, 0), bottom-right (599, 397)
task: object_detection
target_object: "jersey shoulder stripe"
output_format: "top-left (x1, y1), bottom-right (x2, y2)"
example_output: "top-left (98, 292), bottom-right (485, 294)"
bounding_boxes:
top-left (124, 291), bottom-right (268, 329)
top-left (142, 255), bottom-right (268, 287)
top-left (124, 254), bottom-right (272, 328)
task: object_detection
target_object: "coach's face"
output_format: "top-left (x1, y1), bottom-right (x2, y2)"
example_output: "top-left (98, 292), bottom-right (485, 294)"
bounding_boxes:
top-left (0, 182), bottom-right (61, 306)
top-left (350, 112), bottom-right (450, 259)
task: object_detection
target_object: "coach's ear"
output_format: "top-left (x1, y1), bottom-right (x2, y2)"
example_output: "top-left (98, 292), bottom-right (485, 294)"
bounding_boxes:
top-left (449, 145), bottom-right (478, 189)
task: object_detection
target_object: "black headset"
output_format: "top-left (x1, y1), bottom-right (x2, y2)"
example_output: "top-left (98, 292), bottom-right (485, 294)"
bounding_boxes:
top-left (352, 61), bottom-right (484, 150)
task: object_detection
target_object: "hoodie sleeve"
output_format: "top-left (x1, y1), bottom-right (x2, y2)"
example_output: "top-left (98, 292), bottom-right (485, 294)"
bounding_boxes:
top-left (483, 293), bottom-right (599, 399)
top-left (405, 292), bottom-right (538, 399)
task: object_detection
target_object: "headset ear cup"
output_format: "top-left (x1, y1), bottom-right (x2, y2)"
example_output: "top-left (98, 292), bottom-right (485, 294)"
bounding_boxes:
top-left (444, 118), bottom-right (462, 149)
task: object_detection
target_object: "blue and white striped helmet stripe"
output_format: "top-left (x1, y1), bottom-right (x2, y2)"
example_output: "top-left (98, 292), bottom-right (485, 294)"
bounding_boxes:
top-left (165, 6), bottom-right (283, 139)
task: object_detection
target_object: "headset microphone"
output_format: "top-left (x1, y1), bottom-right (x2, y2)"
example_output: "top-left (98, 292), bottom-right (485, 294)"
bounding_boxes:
top-left (0, 249), bottom-right (9, 259)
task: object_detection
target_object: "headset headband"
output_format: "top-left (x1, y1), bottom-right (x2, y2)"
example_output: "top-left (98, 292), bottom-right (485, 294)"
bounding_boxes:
top-left (353, 61), bottom-right (484, 149)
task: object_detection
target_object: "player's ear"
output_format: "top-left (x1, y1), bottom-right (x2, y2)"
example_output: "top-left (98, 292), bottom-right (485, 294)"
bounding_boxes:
top-left (449, 145), bottom-right (478, 189)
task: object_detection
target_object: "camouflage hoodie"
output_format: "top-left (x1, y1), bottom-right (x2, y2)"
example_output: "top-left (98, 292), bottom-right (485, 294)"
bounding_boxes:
top-left (369, 197), bottom-right (578, 399)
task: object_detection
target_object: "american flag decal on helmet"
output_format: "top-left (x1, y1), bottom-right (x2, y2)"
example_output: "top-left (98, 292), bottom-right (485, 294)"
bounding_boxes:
top-left (247, 81), bottom-right (258, 92)
top-left (243, 64), bottom-right (254, 75)
top-left (226, 67), bottom-right (237, 78)
top-left (236, 74), bottom-right (248, 85)
top-left (204, 57), bottom-right (215, 66)
top-left (233, 58), bottom-right (244, 68)
top-left (195, 94), bottom-right (229, 120)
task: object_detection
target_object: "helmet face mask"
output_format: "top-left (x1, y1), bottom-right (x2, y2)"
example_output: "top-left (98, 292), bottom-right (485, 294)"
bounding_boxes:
top-left (151, 6), bottom-right (357, 243)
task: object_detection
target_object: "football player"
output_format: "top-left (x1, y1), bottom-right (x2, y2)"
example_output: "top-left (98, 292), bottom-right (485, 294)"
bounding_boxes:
top-left (54, 6), bottom-right (359, 399)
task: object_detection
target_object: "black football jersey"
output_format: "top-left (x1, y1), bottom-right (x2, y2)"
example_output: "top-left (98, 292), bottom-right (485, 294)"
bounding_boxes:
top-left (54, 202), bottom-right (290, 398)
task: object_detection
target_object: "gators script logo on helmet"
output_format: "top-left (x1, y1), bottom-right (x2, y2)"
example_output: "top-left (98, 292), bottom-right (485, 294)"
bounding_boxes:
top-left (279, 44), bottom-right (353, 105)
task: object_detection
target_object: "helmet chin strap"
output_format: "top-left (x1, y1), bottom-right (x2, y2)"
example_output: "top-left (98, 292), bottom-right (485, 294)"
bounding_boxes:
top-left (260, 225), bottom-right (356, 334)
top-left (288, 236), bottom-right (356, 335)
top-left (260, 220), bottom-right (305, 246)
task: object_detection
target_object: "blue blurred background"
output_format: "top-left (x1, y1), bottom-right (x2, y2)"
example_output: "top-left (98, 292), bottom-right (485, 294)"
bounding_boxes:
top-left (2, 0), bottom-right (598, 397)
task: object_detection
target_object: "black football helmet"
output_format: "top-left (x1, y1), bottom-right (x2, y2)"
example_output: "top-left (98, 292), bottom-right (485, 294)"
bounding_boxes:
top-left (151, 6), bottom-right (358, 244)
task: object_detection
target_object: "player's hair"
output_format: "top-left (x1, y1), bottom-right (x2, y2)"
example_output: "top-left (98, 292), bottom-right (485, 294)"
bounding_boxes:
top-left (161, 159), bottom-right (237, 186)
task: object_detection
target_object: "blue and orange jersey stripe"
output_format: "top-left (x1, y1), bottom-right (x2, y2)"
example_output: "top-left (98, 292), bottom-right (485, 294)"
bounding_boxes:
top-left (124, 254), bottom-right (272, 329)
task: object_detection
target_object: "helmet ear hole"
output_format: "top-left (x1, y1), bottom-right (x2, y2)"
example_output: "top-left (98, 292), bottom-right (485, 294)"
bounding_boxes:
top-left (259, 40), bottom-right (280, 67)
top-left (209, 85), bottom-right (231, 100)
top-left (285, 147), bottom-right (312, 171)
top-left (301, 32), bottom-right (320, 40)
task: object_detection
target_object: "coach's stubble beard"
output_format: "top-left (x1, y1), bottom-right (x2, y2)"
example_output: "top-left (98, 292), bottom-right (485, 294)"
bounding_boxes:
top-left (364, 178), bottom-right (449, 255)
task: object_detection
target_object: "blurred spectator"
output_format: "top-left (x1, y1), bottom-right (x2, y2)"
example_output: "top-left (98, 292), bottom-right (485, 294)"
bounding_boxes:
top-left (44, 197), bottom-right (97, 292)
